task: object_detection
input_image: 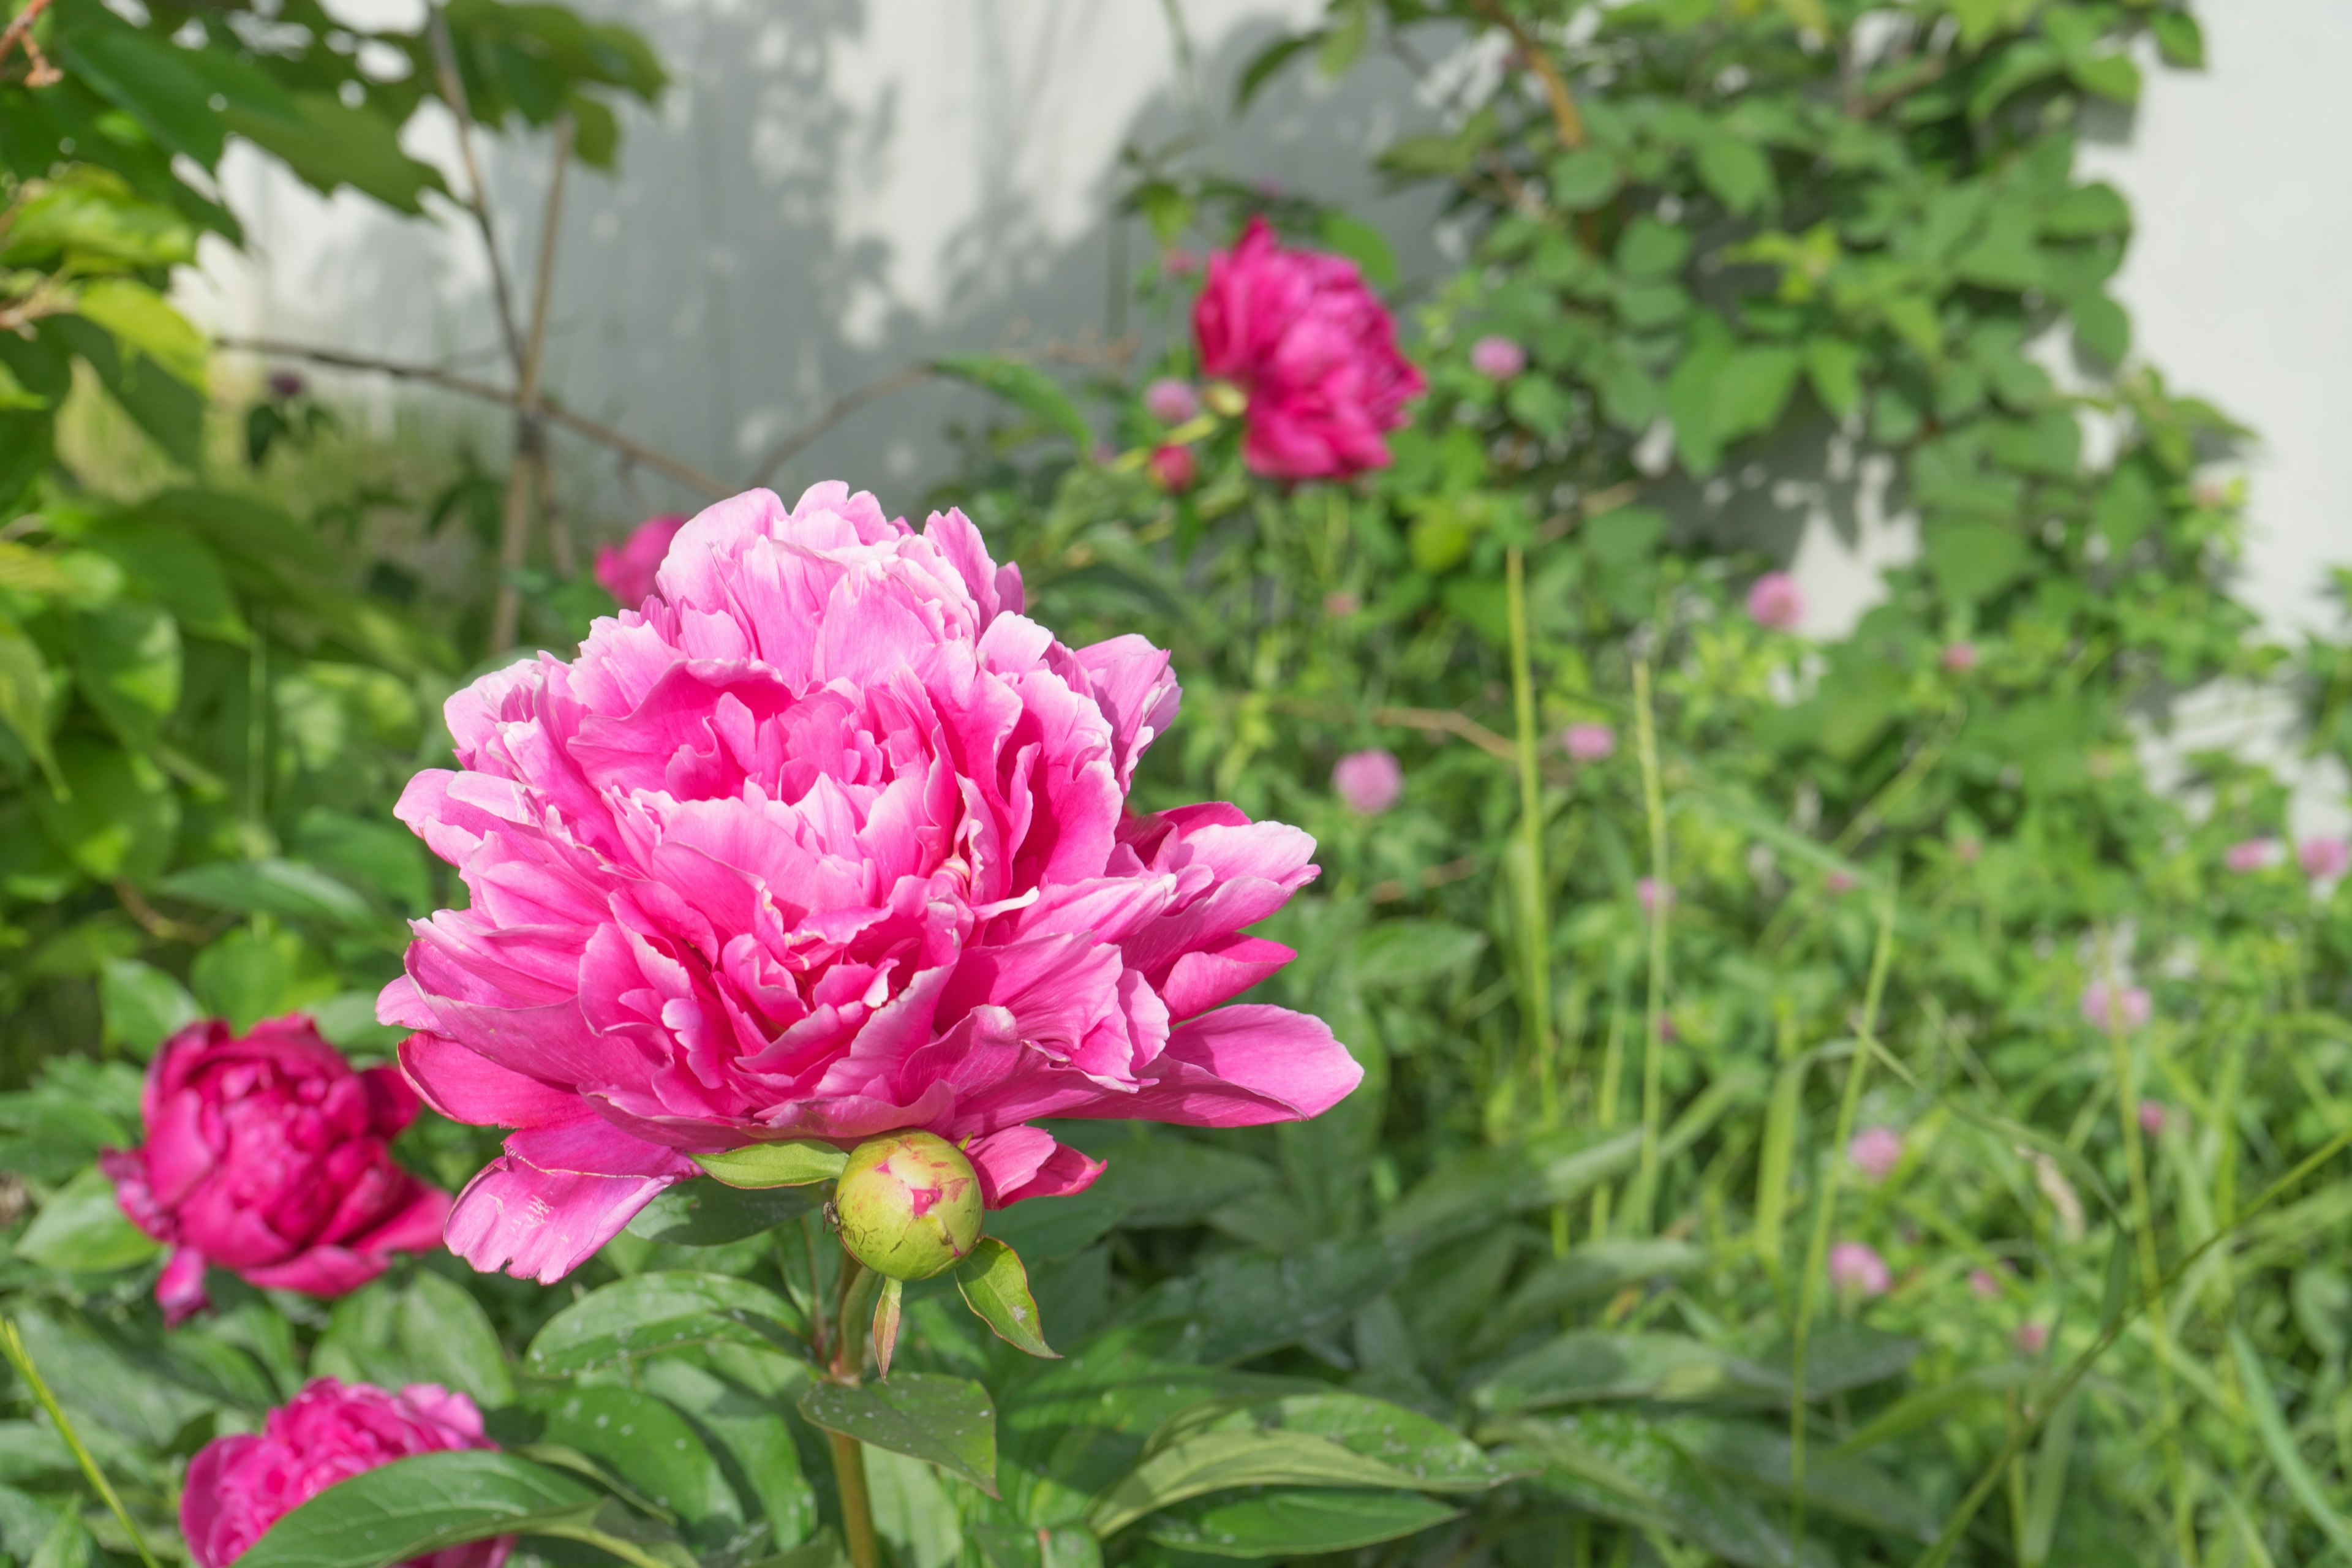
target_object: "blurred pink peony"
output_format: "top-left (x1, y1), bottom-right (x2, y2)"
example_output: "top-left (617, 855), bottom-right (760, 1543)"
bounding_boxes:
top-left (1825, 870), bottom-right (1858, 895)
top-left (1746, 571), bottom-right (1804, 631)
top-left (100, 1019), bottom-right (448, 1325)
top-left (1144, 378), bottom-right (1199, 424)
top-left (2079, 979), bottom-right (2152, 1032)
top-left (2014, 1321), bottom-right (2049, 1356)
top-left (2301, 837), bottom-right (2350, 880)
top-left (595, 514), bottom-right (687, 611)
top-left (1637, 876), bottom-right (1670, 916)
top-left (2138, 1099), bottom-right (2170, 1137)
top-left (1563, 723), bottom-right (1615, 763)
top-left (1163, 250), bottom-right (1201, 277)
top-left (1147, 443), bottom-right (1198, 492)
top-left (1828, 1240), bottom-right (1890, 1297)
top-left (1967, 1267), bottom-right (2003, 1300)
top-left (1941, 641), bottom-right (1978, 673)
top-left (1322, 590), bottom-right (1361, 618)
top-left (2224, 838), bottom-right (2276, 873)
top-left (1193, 217), bottom-right (1423, 480)
top-left (1848, 1125), bottom-right (1904, 1182)
top-left (183, 1379), bottom-right (504, 1568)
top-left (1470, 335), bottom-right (1527, 379)
top-left (1332, 749), bottom-right (1404, 815)
top-left (380, 484), bottom-right (1360, 1283)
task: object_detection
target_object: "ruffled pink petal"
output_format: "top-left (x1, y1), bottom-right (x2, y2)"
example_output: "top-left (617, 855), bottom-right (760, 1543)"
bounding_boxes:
top-left (399, 1033), bottom-right (584, 1128)
top-left (443, 1156), bottom-right (688, 1284)
top-left (241, 1245), bottom-right (390, 1298)
top-left (1156, 935), bottom-right (1296, 1020)
top-left (1101, 1005), bottom-right (1363, 1128)
top-left (157, 1246), bottom-right (211, 1325)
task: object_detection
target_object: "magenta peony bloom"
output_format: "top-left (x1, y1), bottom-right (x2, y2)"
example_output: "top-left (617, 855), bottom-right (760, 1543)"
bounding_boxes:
top-left (1144, 378), bottom-right (1199, 424)
top-left (183, 1379), bottom-right (505, 1568)
top-left (2224, 837), bottom-right (2276, 873)
top-left (1941, 641), bottom-right (1978, 673)
top-left (2079, 979), bottom-right (2152, 1032)
top-left (1332, 749), bottom-right (1403, 815)
top-left (1193, 217), bottom-right (1423, 480)
top-left (99, 1019), bottom-right (448, 1325)
top-left (1322, 590), bottom-right (1361, 619)
top-left (1563, 723), bottom-right (1615, 763)
top-left (2301, 837), bottom-right (2350, 880)
top-left (2013, 1321), bottom-right (2049, 1356)
top-left (379, 484), bottom-right (1360, 1283)
top-left (1825, 870), bottom-right (1858, 895)
top-left (1828, 1240), bottom-right (1890, 1297)
top-left (595, 514), bottom-right (688, 611)
top-left (1746, 571), bottom-right (1805, 631)
top-left (1848, 1125), bottom-right (1903, 1182)
top-left (1967, 1267), bottom-right (2003, 1300)
top-left (1470, 335), bottom-right (1527, 380)
top-left (1147, 443), bottom-right (1197, 492)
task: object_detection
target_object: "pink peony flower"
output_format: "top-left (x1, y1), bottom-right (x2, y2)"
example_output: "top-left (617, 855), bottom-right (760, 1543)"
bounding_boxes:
top-left (1746, 571), bottom-right (1805, 631)
top-left (1563, 723), bottom-right (1615, 763)
top-left (2138, 1099), bottom-right (2170, 1137)
top-left (266, 371), bottom-right (306, 401)
top-left (380, 484), bottom-right (1360, 1283)
top-left (1470, 335), bottom-right (1527, 380)
top-left (1825, 870), bottom-right (1858, 895)
top-left (2301, 837), bottom-right (2351, 880)
top-left (1322, 590), bottom-right (1361, 618)
top-left (1967, 1267), bottom-right (2003, 1300)
top-left (595, 514), bottom-right (688, 612)
top-left (1848, 1125), bottom-right (1904, 1182)
top-left (1144, 378), bottom-right (1200, 424)
top-left (1941, 641), bottom-right (1978, 673)
top-left (1637, 876), bottom-right (1670, 916)
top-left (1332, 749), bottom-right (1403, 815)
top-left (1828, 1240), bottom-right (1890, 1297)
top-left (2079, 979), bottom-right (2152, 1032)
top-left (1193, 217), bottom-right (1423, 480)
top-left (99, 1019), bottom-right (448, 1325)
top-left (1147, 443), bottom-right (1197, 492)
top-left (2224, 837), bottom-right (2276, 873)
top-left (2014, 1321), bottom-right (2049, 1356)
top-left (183, 1379), bottom-right (505, 1568)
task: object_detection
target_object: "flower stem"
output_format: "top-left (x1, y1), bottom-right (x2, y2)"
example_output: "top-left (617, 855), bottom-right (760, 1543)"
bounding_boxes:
top-left (1504, 548), bottom-right (1553, 1129)
top-left (0, 1319), bottom-right (161, 1568)
top-left (825, 1255), bottom-right (884, 1568)
top-left (1630, 661), bottom-right (1669, 1232)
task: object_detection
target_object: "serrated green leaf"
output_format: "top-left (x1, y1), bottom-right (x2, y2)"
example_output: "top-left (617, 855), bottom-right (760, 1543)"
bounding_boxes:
top-left (797, 1372), bottom-right (998, 1496)
top-left (692, 1142), bottom-right (848, 1188)
top-left (529, 1272), bottom-right (805, 1373)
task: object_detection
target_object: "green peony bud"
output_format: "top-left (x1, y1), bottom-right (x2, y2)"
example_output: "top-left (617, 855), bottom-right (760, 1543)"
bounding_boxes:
top-left (833, 1130), bottom-right (984, 1281)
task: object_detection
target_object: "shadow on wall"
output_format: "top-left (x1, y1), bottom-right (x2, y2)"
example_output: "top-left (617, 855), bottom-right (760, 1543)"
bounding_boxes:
top-left (284, 2), bottom-right (1450, 535)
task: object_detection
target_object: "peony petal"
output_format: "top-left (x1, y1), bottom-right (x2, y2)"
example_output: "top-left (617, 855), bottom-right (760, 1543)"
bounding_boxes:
top-left (399, 1035), bottom-right (582, 1128)
top-left (965, 1125), bottom-right (1104, 1207)
top-left (156, 1246), bottom-right (210, 1325)
top-left (1093, 1005), bottom-right (1363, 1128)
top-left (442, 1156), bottom-right (685, 1286)
top-left (241, 1245), bottom-right (391, 1298)
top-left (1156, 935), bottom-right (1296, 1020)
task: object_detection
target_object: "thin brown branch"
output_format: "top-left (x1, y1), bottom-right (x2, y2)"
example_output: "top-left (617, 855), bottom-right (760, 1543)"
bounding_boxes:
top-left (113, 882), bottom-right (224, 947)
top-left (746, 367), bottom-right (933, 488)
top-left (222, 337), bottom-right (734, 498)
top-left (1466, 0), bottom-right (1585, 150)
top-left (427, 4), bottom-right (526, 376)
top-left (490, 113), bottom-right (573, 654)
top-left (0, 0), bottom-right (61, 87)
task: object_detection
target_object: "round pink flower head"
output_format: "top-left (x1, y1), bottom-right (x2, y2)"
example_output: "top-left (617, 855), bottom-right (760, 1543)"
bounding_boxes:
top-left (2301, 836), bottom-right (2351, 880)
top-left (1563, 723), bottom-right (1615, 763)
top-left (379, 484), bottom-right (1361, 1283)
top-left (1637, 876), bottom-right (1670, 916)
top-left (1322, 590), bottom-right (1361, 618)
top-left (595, 514), bottom-right (687, 612)
top-left (1192, 217), bottom-right (1424, 480)
top-left (2079, 979), bottom-right (2152, 1033)
top-left (1967, 1266), bottom-right (2004, 1300)
top-left (1847, 1125), bottom-right (1904, 1182)
top-left (1828, 1240), bottom-right (1890, 1298)
top-left (2014, 1320), bottom-right (2049, 1356)
top-left (1825, 869), bottom-right (1858, 895)
top-left (1470, 334), bottom-right (1527, 380)
top-left (2224, 837), bottom-right (2276, 874)
top-left (1147, 443), bottom-right (1197, 493)
top-left (183, 1379), bottom-right (504, 1568)
top-left (1941, 640), bottom-right (1978, 673)
top-left (1144, 377), bottom-right (1199, 425)
top-left (2138, 1099), bottom-right (2170, 1137)
top-left (1746, 571), bottom-right (1804, 632)
top-left (99, 1018), bottom-right (449, 1325)
top-left (1332, 748), bottom-right (1404, 815)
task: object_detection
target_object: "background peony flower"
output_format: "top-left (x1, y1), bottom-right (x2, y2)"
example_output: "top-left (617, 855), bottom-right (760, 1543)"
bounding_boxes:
top-left (381, 484), bottom-right (1361, 1283)
top-left (1825, 870), bottom-right (1858, 895)
top-left (2301, 836), bottom-right (2350, 880)
top-left (1967, 1267), bottom-right (2003, 1300)
top-left (1941, 640), bottom-right (1978, 673)
top-left (595, 514), bottom-right (687, 611)
top-left (1746, 571), bottom-right (1805, 631)
top-left (2080, 979), bottom-right (2152, 1032)
top-left (1828, 1240), bottom-right (1890, 1297)
top-left (1144, 378), bottom-right (1199, 424)
top-left (2138, 1099), bottom-right (2171, 1136)
top-left (1848, 1126), bottom-right (1904, 1182)
top-left (1147, 443), bottom-right (1197, 492)
top-left (2224, 837), bottom-right (2276, 873)
top-left (1332, 749), bottom-right (1403, 815)
top-left (1469, 335), bottom-right (1526, 379)
top-left (266, 371), bottom-right (305, 401)
top-left (1193, 217), bottom-right (1423, 480)
top-left (2014, 1321), bottom-right (2049, 1356)
top-left (183, 1379), bottom-right (505, 1568)
top-left (100, 1019), bottom-right (448, 1325)
top-left (1563, 723), bottom-right (1615, 763)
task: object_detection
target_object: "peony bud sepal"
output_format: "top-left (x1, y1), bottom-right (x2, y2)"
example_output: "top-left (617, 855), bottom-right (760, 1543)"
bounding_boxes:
top-left (695, 1142), bottom-right (850, 1189)
top-left (871, 1277), bottom-right (905, 1379)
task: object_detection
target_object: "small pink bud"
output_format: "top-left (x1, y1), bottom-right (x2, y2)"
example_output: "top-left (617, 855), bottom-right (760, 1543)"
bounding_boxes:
top-left (1333, 749), bottom-right (1404, 815)
top-left (1163, 249), bottom-right (1200, 277)
top-left (2301, 837), bottom-right (2350, 880)
top-left (1941, 640), bottom-right (1978, 673)
top-left (1470, 335), bottom-right (1527, 379)
top-left (1322, 590), bottom-right (1361, 617)
top-left (2224, 838), bottom-right (2276, 873)
top-left (1848, 1126), bottom-right (1904, 1182)
top-left (2014, 1321), bottom-right (2049, 1355)
top-left (1564, 723), bottom-right (1616, 763)
top-left (2138, 1099), bottom-right (2169, 1137)
top-left (1967, 1267), bottom-right (2003, 1300)
top-left (266, 370), bottom-right (306, 400)
top-left (1637, 876), bottom-right (1670, 916)
top-left (1145, 377), bottom-right (1199, 424)
top-left (1147, 443), bottom-right (1197, 492)
top-left (2080, 980), bottom-right (2152, 1032)
top-left (1828, 1241), bottom-right (1890, 1298)
top-left (1825, 870), bottom-right (1857, 895)
top-left (1954, 835), bottom-right (1983, 866)
top-left (1746, 571), bottom-right (1804, 631)
top-left (1657, 1014), bottom-right (1679, 1044)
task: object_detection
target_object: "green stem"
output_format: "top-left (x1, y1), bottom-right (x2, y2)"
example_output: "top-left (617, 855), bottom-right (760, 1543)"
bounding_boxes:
top-left (825, 1256), bottom-right (883, 1568)
top-left (1630, 662), bottom-right (1669, 1232)
top-left (0, 1319), bottom-right (161, 1568)
top-left (1504, 547), bottom-right (1552, 1134)
top-left (1790, 894), bottom-right (1898, 1558)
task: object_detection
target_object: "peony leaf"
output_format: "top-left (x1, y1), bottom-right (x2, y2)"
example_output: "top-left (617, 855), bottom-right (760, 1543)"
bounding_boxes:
top-left (693, 1142), bottom-right (847, 1189)
top-left (1142, 1487), bottom-right (1458, 1558)
top-left (625, 1180), bottom-right (818, 1246)
top-left (1086, 1429), bottom-right (1442, 1537)
top-left (1379, 1126), bottom-right (1642, 1242)
top-left (234, 1450), bottom-right (597, 1568)
top-left (956, 1237), bottom-right (1057, 1359)
top-left (526, 1387), bottom-right (741, 1548)
top-left (796, 1372), bottom-right (998, 1496)
top-left (930, 355), bottom-right (1094, 453)
top-left (15, 1166), bottom-right (161, 1274)
top-left (527, 1272), bottom-right (805, 1373)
